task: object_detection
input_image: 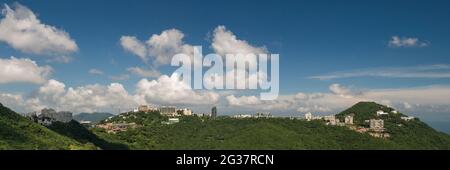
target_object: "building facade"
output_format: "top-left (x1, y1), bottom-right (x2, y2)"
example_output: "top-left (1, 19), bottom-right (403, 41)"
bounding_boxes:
top-left (211, 106), bottom-right (217, 119)
top-left (159, 106), bottom-right (177, 117)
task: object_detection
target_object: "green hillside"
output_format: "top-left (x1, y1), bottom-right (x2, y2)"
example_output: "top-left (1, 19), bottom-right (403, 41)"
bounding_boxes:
top-left (0, 103), bottom-right (96, 150)
top-left (2, 101), bottom-right (450, 150)
top-left (47, 120), bottom-right (128, 150)
top-left (336, 102), bottom-right (450, 149)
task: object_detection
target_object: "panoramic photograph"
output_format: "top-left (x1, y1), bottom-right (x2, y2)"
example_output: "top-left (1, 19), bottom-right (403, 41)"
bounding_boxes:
top-left (0, 0), bottom-right (449, 168)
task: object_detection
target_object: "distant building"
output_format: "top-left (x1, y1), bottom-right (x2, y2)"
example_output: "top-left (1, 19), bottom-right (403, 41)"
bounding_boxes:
top-left (305, 112), bottom-right (313, 121)
top-left (133, 108), bottom-right (139, 113)
top-left (255, 112), bottom-right (272, 118)
top-left (369, 119), bottom-right (384, 131)
top-left (401, 116), bottom-right (415, 121)
top-left (177, 108), bottom-right (193, 116)
top-left (194, 113), bottom-right (210, 117)
top-left (159, 106), bottom-right (177, 117)
top-left (344, 115), bottom-right (354, 125)
top-left (79, 120), bottom-right (92, 124)
top-left (391, 110), bottom-right (398, 114)
top-left (324, 115), bottom-right (337, 125)
top-left (161, 118), bottom-right (180, 125)
top-left (138, 105), bottom-right (149, 112)
top-left (96, 122), bottom-right (137, 133)
top-left (376, 110), bottom-right (389, 116)
top-left (138, 105), bottom-right (157, 112)
top-left (232, 114), bottom-right (253, 118)
top-left (211, 106), bottom-right (217, 119)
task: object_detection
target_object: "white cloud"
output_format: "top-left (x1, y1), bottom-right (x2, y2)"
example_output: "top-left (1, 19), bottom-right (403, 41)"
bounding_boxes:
top-left (0, 57), bottom-right (52, 84)
top-left (26, 79), bottom-right (137, 113)
top-left (0, 3), bottom-right (78, 55)
top-left (329, 83), bottom-right (350, 95)
top-left (226, 83), bottom-right (450, 116)
top-left (226, 94), bottom-right (296, 110)
top-left (226, 95), bottom-right (262, 106)
top-left (146, 29), bottom-right (193, 66)
top-left (206, 26), bottom-right (270, 89)
top-left (310, 64), bottom-right (450, 80)
top-left (388, 36), bottom-right (428, 48)
top-left (297, 105), bottom-right (331, 113)
top-left (127, 67), bottom-right (161, 78)
top-left (211, 25), bottom-right (267, 56)
top-left (135, 74), bottom-right (220, 105)
top-left (120, 29), bottom-right (194, 67)
top-left (120, 36), bottom-right (147, 62)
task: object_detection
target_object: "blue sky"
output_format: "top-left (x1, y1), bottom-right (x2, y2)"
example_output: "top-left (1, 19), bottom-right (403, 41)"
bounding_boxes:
top-left (1, 0), bottom-right (450, 132)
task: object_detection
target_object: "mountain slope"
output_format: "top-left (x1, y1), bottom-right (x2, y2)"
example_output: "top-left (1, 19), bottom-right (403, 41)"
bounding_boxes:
top-left (47, 120), bottom-right (128, 150)
top-left (0, 103), bottom-right (96, 150)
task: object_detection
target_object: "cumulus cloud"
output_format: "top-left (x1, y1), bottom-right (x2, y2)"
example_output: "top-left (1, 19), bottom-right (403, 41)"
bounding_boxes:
top-left (226, 83), bottom-right (450, 116)
top-left (226, 94), bottom-right (297, 111)
top-left (0, 57), bottom-right (52, 84)
top-left (211, 25), bottom-right (267, 56)
top-left (27, 79), bottom-right (137, 113)
top-left (127, 67), bottom-right (161, 78)
top-left (388, 36), bottom-right (428, 48)
top-left (310, 64), bottom-right (450, 80)
top-left (135, 74), bottom-right (220, 105)
top-left (226, 95), bottom-right (262, 106)
top-left (120, 29), bottom-right (194, 67)
top-left (120, 36), bottom-right (147, 62)
top-left (88, 68), bottom-right (104, 75)
top-left (0, 3), bottom-right (78, 56)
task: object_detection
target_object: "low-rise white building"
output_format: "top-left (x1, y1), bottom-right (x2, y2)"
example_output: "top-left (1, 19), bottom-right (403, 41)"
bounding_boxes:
top-left (401, 116), bottom-right (415, 121)
top-left (376, 110), bottom-right (389, 116)
top-left (344, 115), bottom-right (354, 125)
top-left (232, 114), bottom-right (253, 119)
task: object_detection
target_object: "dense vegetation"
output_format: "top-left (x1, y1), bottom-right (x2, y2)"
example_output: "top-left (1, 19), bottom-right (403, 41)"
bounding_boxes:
top-left (92, 102), bottom-right (450, 149)
top-left (2, 101), bottom-right (450, 150)
top-left (93, 116), bottom-right (398, 149)
top-left (48, 120), bottom-right (128, 150)
top-left (0, 103), bottom-right (95, 150)
top-left (337, 102), bottom-right (450, 149)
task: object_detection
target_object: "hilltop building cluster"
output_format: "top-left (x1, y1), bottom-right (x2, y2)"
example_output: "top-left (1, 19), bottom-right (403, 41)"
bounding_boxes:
top-left (304, 109), bottom-right (415, 138)
top-left (25, 108), bottom-right (73, 126)
top-left (96, 105), bottom-right (218, 133)
top-left (231, 112), bottom-right (273, 119)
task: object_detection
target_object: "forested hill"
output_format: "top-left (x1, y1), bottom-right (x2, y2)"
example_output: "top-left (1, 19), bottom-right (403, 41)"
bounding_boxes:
top-left (2, 102), bottom-right (450, 150)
